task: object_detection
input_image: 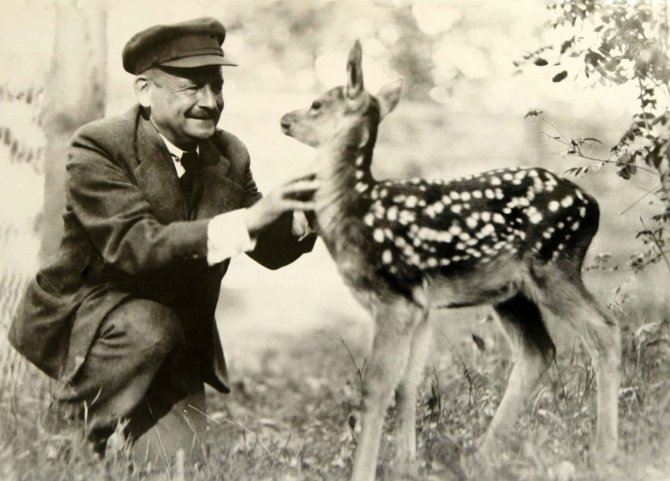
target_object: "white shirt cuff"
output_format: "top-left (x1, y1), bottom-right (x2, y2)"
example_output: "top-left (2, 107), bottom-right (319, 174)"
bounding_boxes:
top-left (207, 209), bottom-right (257, 265)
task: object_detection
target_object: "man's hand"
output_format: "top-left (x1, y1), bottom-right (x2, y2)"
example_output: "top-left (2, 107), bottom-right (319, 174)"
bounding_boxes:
top-left (291, 211), bottom-right (315, 240)
top-left (244, 173), bottom-right (319, 236)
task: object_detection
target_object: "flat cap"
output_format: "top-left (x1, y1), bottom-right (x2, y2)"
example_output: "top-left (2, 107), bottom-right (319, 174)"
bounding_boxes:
top-left (122, 17), bottom-right (236, 74)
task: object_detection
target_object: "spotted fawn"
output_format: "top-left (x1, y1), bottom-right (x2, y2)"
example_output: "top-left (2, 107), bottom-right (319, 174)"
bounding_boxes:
top-left (281, 41), bottom-right (620, 481)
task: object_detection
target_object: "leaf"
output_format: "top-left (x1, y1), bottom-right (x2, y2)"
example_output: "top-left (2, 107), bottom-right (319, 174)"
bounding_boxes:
top-left (578, 137), bottom-right (603, 144)
top-left (534, 57), bottom-right (549, 66)
top-left (471, 334), bottom-right (486, 352)
top-left (524, 109), bottom-right (544, 118)
top-left (561, 37), bottom-right (575, 55)
top-left (552, 70), bottom-right (568, 82)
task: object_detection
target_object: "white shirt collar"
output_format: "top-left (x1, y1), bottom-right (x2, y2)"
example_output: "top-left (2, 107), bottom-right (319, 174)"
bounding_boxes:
top-left (158, 133), bottom-right (199, 159)
top-left (157, 133), bottom-right (199, 178)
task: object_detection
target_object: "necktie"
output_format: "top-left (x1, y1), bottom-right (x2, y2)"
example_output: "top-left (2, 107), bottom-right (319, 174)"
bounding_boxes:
top-left (179, 150), bottom-right (201, 218)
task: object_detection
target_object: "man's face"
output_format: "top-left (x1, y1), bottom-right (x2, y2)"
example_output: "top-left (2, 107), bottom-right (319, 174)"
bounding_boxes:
top-left (143, 66), bottom-right (224, 149)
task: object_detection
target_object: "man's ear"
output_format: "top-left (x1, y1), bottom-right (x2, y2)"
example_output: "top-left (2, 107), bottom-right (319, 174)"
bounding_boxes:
top-left (133, 75), bottom-right (152, 108)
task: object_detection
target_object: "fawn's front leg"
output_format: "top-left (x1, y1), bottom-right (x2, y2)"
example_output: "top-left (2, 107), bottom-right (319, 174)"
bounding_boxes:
top-left (351, 299), bottom-right (423, 481)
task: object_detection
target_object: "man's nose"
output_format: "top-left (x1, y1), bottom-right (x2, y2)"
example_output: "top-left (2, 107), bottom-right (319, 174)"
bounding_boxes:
top-left (197, 85), bottom-right (221, 109)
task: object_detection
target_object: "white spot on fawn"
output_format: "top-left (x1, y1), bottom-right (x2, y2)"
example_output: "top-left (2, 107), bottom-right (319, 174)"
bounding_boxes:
top-left (373, 229), bottom-right (384, 243)
top-left (466, 217), bottom-right (478, 229)
top-left (451, 204), bottom-right (463, 214)
top-left (472, 190), bottom-right (483, 199)
top-left (480, 224), bottom-right (496, 236)
top-left (437, 231), bottom-right (453, 243)
top-left (579, 206), bottom-right (586, 218)
top-left (382, 250), bottom-right (393, 264)
top-left (561, 196), bottom-right (574, 208)
top-left (364, 213), bottom-right (374, 226)
top-left (399, 210), bottom-right (415, 225)
top-left (571, 221), bottom-right (580, 231)
top-left (387, 206), bottom-right (398, 221)
top-left (461, 191), bottom-right (471, 202)
top-left (485, 189), bottom-right (495, 199)
top-left (405, 196), bottom-right (418, 208)
top-left (450, 191), bottom-right (460, 201)
top-left (526, 207), bottom-right (543, 224)
top-left (493, 213), bottom-right (505, 224)
top-left (548, 200), bottom-right (560, 212)
top-left (449, 224), bottom-right (462, 236)
top-left (490, 176), bottom-right (501, 186)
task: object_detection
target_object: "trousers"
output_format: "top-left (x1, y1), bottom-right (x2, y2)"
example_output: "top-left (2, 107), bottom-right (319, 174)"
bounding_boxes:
top-left (49, 298), bottom-right (208, 462)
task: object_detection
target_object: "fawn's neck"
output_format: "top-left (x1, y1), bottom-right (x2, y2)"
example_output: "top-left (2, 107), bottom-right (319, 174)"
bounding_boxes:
top-left (314, 128), bottom-right (376, 239)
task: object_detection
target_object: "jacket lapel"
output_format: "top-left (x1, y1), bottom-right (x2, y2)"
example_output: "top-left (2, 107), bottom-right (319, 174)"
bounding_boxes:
top-left (133, 112), bottom-right (188, 222)
top-left (197, 136), bottom-right (246, 219)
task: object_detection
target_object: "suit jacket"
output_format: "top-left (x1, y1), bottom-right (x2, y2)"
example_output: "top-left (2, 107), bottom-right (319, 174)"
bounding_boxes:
top-left (8, 105), bottom-right (315, 392)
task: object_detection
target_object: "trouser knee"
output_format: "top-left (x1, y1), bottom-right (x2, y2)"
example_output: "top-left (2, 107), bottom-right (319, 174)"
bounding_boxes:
top-left (107, 298), bottom-right (184, 361)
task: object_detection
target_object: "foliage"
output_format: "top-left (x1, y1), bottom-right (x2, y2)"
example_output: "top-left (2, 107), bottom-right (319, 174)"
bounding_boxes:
top-left (519, 0), bottom-right (670, 272)
top-left (0, 84), bottom-right (44, 169)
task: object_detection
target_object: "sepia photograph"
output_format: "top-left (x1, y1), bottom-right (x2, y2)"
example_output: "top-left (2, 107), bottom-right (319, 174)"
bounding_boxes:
top-left (0, 0), bottom-right (668, 480)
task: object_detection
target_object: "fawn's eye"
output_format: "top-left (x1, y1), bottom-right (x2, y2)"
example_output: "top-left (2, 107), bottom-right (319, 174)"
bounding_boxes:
top-left (311, 101), bottom-right (322, 111)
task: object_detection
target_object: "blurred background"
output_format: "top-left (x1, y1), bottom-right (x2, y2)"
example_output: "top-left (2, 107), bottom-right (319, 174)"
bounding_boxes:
top-left (0, 0), bottom-right (667, 377)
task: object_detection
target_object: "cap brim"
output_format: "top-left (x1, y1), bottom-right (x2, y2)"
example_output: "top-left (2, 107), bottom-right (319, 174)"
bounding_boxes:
top-left (160, 54), bottom-right (237, 68)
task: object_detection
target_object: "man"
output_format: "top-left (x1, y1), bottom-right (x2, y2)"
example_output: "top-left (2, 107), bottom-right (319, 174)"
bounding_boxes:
top-left (8, 17), bottom-right (317, 460)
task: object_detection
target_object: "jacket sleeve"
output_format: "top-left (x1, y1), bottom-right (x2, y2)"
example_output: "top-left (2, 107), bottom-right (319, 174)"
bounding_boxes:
top-left (66, 127), bottom-right (210, 275)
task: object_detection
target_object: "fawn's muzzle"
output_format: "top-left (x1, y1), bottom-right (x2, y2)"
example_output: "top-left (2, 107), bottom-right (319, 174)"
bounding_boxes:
top-left (280, 115), bottom-right (292, 135)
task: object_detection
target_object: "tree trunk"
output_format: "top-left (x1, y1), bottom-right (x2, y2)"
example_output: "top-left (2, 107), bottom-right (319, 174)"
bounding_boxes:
top-left (40, 5), bottom-right (107, 261)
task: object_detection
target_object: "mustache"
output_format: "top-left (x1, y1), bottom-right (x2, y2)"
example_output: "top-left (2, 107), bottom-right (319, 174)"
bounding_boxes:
top-left (187, 108), bottom-right (220, 120)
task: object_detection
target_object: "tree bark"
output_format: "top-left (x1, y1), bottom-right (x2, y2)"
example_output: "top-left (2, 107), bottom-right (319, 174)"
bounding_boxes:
top-left (40, 5), bottom-right (107, 261)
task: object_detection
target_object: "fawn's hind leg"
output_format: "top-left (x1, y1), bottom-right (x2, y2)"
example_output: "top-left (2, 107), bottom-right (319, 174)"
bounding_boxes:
top-left (480, 293), bottom-right (556, 454)
top-left (393, 308), bottom-right (431, 473)
top-left (534, 272), bottom-right (621, 461)
top-left (351, 298), bottom-right (424, 481)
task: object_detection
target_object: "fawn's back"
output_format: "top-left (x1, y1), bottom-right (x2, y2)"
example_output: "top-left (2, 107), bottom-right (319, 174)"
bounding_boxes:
top-left (355, 165), bottom-right (599, 306)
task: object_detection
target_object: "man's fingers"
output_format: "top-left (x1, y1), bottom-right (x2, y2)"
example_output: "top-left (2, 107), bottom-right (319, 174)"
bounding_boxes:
top-left (282, 169), bottom-right (318, 185)
top-left (281, 200), bottom-right (316, 211)
top-left (281, 179), bottom-right (320, 196)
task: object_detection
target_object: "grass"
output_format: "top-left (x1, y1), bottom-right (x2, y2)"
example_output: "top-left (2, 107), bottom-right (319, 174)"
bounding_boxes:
top-left (1, 291), bottom-right (669, 481)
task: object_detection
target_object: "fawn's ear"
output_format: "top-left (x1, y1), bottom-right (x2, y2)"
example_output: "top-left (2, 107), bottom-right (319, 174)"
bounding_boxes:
top-left (376, 79), bottom-right (403, 119)
top-left (345, 40), bottom-right (364, 99)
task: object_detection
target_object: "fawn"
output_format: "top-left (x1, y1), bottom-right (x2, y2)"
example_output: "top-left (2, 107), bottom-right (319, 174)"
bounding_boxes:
top-left (280, 41), bottom-right (621, 481)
